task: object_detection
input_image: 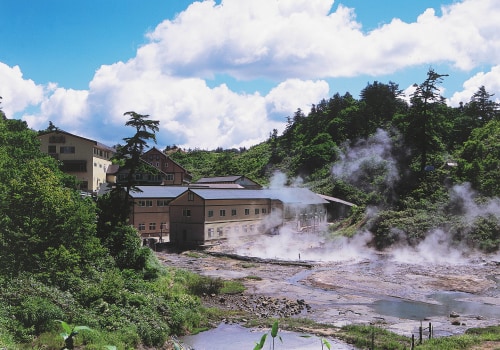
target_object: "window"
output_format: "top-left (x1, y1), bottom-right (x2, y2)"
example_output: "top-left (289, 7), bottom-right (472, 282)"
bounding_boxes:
top-left (138, 223), bottom-right (145, 231)
top-left (245, 209), bottom-right (250, 215)
top-left (138, 200), bottom-right (153, 207)
top-left (188, 192), bottom-right (194, 201)
top-left (255, 208), bottom-right (260, 215)
top-left (217, 227), bottom-right (223, 237)
top-left (183, 209), bottom-right (191, 217)
top-left (149, 222), bottom-right (156, 230)
top-left (60, 146), bottom-right (75, 154)
top-left (166, 173), bottom-right (174, 181)
top-left (48, 145), bottom-right (56, 153)
top-left (208, 210), bottom-right (214, 217)
top-left (231, 209), bottom-right (237, 216)
top-left (61, 160), bottom-right (86, 172)
top-left (220, 209), bottom-right (226, 217)
top-left (157, 200), bottom-right (169, 206)
top-left (49, 135), bottom-right (65, 143)
top-left (262, 208), bottom-right (267, 214)
top-left (135, 173), bottom-right (143, 180)
top-left (207, 228), bottom-right (214, 238)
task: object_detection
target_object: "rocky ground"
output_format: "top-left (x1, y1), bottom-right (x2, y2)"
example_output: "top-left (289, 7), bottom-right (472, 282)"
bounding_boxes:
top-left (156, 244), bottom-right (500, 340)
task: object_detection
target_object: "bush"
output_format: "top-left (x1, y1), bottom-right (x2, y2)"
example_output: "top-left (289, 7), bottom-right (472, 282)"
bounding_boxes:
top-left (187, 275), bottom-right (223, 296)
top-left (15, 297), bottom-right (63, 334)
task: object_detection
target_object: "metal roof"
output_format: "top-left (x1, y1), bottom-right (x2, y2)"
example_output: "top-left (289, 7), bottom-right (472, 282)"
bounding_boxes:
top-left (129, 186), bottom-right (188, 198)
top-left (189, 187), bottom-right (328, 204)
top-left (196, 175), bottom-right (244, 183)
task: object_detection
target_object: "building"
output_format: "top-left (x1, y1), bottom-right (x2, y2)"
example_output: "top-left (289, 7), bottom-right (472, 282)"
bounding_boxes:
top-left (168, 187), bottom-right (328, 246)
top-left (39, 130), bottom-right (115, 193)
top-left (111, 147), bottom-right (192, 186)
top-left (128, 186), bottom-right (188, 241)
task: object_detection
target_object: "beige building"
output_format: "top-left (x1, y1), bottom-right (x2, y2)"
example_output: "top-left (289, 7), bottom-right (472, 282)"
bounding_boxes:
top-left (39, 130), bottom-right (115, 193)
top-left (168, 187), bottom-right (328, 246)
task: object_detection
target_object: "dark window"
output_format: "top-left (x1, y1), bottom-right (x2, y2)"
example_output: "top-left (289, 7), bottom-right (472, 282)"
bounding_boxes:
top-left (208, 210), bottom-right (214, 217)
top-left (231, 209), bottom-right (237, 216)
top-left (188, 192), bottom-right (194, 201)
top-left (245, 209), bottom-right (250, 215)
top-left (48, 145), bottom-right (56, 153)
top-left (61, 160), bottom-right (86, 172)
top-left (60, 146), bottom-right (75, 154)
top-left (220, 209), bottom-right (226, 217)
top-left (49, 135), bottom-right (65, 143)
top-left (183, 209), bottom-right (191, 217)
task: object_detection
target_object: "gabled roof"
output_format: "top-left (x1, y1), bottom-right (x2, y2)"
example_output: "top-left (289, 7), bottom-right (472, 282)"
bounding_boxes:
top-left (128, 186), bottom-right (188, 198)
top-left (39, 129), bottom-right (115, 152)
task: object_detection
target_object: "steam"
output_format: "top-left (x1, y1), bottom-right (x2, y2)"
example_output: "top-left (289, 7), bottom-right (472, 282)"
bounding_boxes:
top-left (331, 129), bottom-right (399, 193)
top-left (216, 136), bottom-right (500, 265)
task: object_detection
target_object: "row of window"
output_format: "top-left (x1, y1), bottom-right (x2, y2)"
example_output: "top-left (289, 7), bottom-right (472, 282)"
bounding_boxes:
top-left (207, 208), bottom-right (268, 217)
top-left (119, 173), bottom-right (175, 182)
top-left (48, 145), bottom-right (75, 154)
top-left (207, 224), bottom-right (258, 238)
top-left (93, 147), bottom-right (111, 159)
top-left (138, 222), bottom-right (167, 231)
top-left (138, 199), bottom-right (171, 207)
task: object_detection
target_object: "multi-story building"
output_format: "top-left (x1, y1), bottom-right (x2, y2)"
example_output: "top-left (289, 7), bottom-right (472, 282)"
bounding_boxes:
top-left (128, 186), bottom-right (187, 242)
top-left (39, 130), bottom-right (115, 193)
top-left (111, 147), bottom-right (192, 186)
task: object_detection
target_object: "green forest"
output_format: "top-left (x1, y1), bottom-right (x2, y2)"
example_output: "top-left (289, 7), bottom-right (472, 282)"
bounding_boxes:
top-left (0, 68), bottom-right (499, 348)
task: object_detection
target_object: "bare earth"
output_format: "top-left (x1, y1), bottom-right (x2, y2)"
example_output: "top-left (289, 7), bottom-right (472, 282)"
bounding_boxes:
top-left (157, 246), bottom-right (500, 340)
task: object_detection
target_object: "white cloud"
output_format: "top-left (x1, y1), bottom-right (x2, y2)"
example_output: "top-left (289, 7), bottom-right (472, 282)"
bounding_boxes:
top-left (0, 63), bottom-right (44, 117)
top-left (3, 0), bottom-right (500, 149)
top-left (448, 65), bottom-right (500, 106)
top-left (266, 79), bottom-right (329, 115)
top-left (142, 0), bottom-right (500, 79)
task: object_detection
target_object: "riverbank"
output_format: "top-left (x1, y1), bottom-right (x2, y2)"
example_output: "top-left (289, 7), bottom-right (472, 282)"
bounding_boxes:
top-left (156, 245), bottom-right (500, 345)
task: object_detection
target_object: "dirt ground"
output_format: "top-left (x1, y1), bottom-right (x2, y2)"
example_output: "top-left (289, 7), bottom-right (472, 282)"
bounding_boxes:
top-left (156, 245), bottom-right (500, 339)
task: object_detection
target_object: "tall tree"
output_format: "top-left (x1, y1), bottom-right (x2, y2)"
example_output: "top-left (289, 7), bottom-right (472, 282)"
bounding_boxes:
top-left (112, 111), bottom-right (160, 196)
top-left (407, 68), bottom-right (448, 173)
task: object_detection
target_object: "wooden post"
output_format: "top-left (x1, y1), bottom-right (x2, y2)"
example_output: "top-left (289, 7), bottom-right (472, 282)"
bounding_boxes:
top-left (411, 334), bottom-right (415, 350)
top-left (429, 322), bottom-right (432, 339)
top-left (419, 321), bottom-right (423, 345)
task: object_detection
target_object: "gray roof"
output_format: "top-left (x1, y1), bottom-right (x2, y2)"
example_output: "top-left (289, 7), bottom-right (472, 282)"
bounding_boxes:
top-left (129, 186), bottom-right (188, 198)
top-left (196, 175), bottom-right (244, 183)
top-left (189, 187), bottom-right (328, 205)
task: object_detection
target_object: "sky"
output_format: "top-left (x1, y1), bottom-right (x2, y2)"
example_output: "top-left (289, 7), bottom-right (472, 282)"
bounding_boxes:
top-left (1, 0), bottom-right (500, 150)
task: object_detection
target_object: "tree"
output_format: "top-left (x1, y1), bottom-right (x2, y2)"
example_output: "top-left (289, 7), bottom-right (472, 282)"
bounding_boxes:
top-left (112, 111), bottom-right (160, 196)
top-left (97, 112), bottom-right (159, 268)
top-left (407, 68), bottom-right (449, 173)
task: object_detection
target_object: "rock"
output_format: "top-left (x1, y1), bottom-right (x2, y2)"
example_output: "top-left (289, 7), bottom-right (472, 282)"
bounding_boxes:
top-left (450, 311), bottom-right (460, 318)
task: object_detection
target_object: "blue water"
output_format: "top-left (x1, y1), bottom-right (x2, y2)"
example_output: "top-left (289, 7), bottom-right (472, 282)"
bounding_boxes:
top-left (180, 323), bottom-right (355, 350)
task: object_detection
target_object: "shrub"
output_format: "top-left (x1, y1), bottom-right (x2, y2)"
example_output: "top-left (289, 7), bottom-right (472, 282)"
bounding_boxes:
top-left (15, 297), bottom-right (63, 334)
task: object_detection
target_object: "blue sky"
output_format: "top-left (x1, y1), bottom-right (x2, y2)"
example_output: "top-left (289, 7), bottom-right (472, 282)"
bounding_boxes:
top-left (1, 0), bottom-right (500, 150)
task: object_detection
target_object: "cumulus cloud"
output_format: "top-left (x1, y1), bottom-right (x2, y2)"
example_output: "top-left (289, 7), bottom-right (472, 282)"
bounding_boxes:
top-left (0, 63), bottom-right (44, 117)
top-left (3, 0), bottom-right (500, 149)
top-left (448, 65), bottom-right (500, 106)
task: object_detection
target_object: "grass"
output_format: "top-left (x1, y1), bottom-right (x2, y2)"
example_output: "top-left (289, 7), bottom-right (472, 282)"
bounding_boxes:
top-left (220, 280), bottom-right (246, 294)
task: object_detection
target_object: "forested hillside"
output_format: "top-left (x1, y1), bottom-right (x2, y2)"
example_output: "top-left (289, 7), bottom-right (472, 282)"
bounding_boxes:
top-left (172, 69), bottom-right (500, 251)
